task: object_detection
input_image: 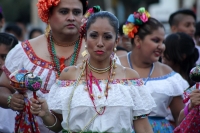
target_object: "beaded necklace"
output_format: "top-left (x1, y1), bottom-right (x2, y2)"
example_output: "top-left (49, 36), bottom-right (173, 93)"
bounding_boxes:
top-left (66, 59), bottom-right (116, 132)
top-left (85, 59), bottom-right (115, 115)
top-left (48, 32), bottom-right (82, 78)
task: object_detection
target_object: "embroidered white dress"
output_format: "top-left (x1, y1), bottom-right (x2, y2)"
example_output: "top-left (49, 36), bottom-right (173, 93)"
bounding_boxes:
top-left (0, 41), bottom-right (121, 133)
top-left (48, 79), bottom-right (156, 132)
top-left (1, 42), bottom-right (58, 133)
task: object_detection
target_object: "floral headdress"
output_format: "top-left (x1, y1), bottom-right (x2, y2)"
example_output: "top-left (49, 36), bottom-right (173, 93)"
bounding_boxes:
top-left (123, 7), bottom-right (150, 38)
top-left (37, 0), bottom-right (60, 23)
top-left (37, 0), bottom-right (89, 24)
top-left (80, 5), bottom-right (101, 36)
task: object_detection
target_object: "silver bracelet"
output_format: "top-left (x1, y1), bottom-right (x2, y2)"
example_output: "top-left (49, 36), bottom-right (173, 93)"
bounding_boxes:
top-left (43, 112), bottom-right (57, 128)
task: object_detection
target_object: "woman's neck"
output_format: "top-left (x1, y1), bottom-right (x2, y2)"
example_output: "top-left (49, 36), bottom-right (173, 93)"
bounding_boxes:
top-left (51, 32), bottom-right (80, 46)
top-left (89, 58), bottom-right (111, 69)
top-left (130, 51), bottom-right (153, 69)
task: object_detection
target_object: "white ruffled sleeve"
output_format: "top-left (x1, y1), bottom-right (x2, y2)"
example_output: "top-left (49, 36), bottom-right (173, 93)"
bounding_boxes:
top-left (47, 80), bottom-right (75, 114)
top-left (129, 79), bottom-right (156, 120)
top-left (47, 83), bottom-right (64, 114)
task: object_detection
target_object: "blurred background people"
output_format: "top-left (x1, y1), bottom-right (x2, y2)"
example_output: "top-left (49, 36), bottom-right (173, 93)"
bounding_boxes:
top-left (28, 27), bottom-right (43, 39)
top-left (168, 9), bottom-right (196, 38)
top-left (0, 7), bottom-right (5, 31)
top-left (194, 21), bottom-right (200, 65)
top-left (4, 23), bottom-right (23, 41)
top-left (162, 32), bottom-right (199, 87)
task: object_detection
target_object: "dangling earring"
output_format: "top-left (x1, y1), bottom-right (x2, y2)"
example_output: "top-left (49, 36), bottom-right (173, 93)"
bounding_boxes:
top-left (82, 45), bottom-right (88, 57)
top-left (45, 22), bottom-right (51, 37)
top-left (114, 47), bottom-right (117, 52)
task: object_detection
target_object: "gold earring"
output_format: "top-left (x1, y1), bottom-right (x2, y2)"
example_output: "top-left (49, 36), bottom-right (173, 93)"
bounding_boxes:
top-left (82, 45), bottom-right (88, 57)
top-left (114, 47), bottom-right (117, 52)
top-left (45, 23), bottom-right (51, 37)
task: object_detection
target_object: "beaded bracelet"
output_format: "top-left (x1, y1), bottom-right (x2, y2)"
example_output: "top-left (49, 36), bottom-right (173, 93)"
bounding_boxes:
top-left (184, 103), bottom-right (189, 116)
top-left (44, 112), bottom-right (57, 128)
top-left (7, 94), bottom-right (12, 108)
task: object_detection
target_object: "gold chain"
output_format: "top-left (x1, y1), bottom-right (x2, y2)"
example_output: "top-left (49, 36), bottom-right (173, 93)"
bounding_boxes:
top-left (88, 61), bottom-right (114, 74)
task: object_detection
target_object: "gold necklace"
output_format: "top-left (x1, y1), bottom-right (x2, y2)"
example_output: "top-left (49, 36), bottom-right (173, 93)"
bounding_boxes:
top-left (88, 61), bottom-right (114, 74)
top-left (67, 59), bottom-right (117, 132)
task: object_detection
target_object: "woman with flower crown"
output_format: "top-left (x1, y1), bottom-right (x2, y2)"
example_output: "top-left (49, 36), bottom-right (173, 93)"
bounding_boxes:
top-left (30, 9), bottom-right (156, 133)
top-left (0, 0), bottom-right (90, 132)
top-left (120, 8), bottom-right (189, 132)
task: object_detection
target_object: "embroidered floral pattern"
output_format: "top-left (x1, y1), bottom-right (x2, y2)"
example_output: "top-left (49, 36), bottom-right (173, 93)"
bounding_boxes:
top-left (56, 79), bottom-right (143, 87)
top-left (22, 41), bottom-right (53, 69)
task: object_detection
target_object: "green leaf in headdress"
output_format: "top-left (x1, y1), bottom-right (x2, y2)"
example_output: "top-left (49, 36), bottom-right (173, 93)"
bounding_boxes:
top-left (138, 7), bottom-right (145, 13)
top-left (135, 19), bottom-right (143, 25)
top-left (93, 6), bottom-right (101, 13)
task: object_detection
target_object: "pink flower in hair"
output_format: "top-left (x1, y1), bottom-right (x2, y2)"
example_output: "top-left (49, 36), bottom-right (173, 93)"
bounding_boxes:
top-left (140, 13), bottom-right (148, 23)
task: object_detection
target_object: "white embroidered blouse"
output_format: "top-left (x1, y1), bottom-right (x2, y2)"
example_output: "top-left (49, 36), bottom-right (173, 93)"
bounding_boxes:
top-left (143, 72), bottom-right (189, 118)
top-left (48, 78), bottom-right (156, 132)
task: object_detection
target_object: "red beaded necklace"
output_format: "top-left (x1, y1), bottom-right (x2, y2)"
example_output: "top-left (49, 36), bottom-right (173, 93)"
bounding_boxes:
top-left (47, 32), bottom-right (82, 78)
top-left (85, 59), bottom-right (114, 115)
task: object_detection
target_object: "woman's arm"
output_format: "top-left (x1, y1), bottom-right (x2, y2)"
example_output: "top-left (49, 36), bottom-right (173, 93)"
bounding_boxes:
top-left (169, 96), bottom-right (184, 126)
top-left (133, 118), bottom-right (153, 133)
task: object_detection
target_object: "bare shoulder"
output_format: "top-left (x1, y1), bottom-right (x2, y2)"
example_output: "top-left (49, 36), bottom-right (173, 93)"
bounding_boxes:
top-left (155, 62), bottom-right (173, 75)
top-left (116, 64), bottom-right (140, 79)
top-left (125, 67), bottom-right (140, 79)
top-left (29, 34), bottom-right (46, 46)
top-left (59, 66), bottom-right (78, 80)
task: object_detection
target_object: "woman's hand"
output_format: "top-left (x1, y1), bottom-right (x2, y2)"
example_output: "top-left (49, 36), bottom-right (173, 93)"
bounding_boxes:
top-left (30, 98), bottom-right (49, 118)
top-left (9, 93), bottom-right (26, 111)
top-left (189, 89), bottom-right (200, 110)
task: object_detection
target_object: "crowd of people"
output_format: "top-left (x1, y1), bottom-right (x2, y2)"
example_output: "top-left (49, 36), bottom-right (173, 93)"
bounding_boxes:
top-left (0, 0), bottom-right (199, 132)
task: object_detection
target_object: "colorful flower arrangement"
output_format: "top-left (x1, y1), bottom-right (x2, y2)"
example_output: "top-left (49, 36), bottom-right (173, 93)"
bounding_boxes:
top-left (123, 7), bottom-right (150, 38)
top-left (80, 5), bottom-right (101, 36)
top-left (37, 0), bottom-right (60, 23)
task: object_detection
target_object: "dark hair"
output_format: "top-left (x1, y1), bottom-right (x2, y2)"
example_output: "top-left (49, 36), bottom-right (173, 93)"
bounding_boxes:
top-left (195, 21), bottom-right (200, 37)
top-left (164, 32), bottom-right (199, 86)
top-left (0, 33), bottom-right (18, 50)
top-left (168, 9), bottom-right (196, 26)
top-left (29, 28), bottom-right (43, 39)
top-left (132, 17), bottom-right (164, 43)
top-left (4, 23), bottom-right (22, 40)
top-left (86, 11), bottom-right (119, 39)
top-left (80, 0), bottom-right (88, 14)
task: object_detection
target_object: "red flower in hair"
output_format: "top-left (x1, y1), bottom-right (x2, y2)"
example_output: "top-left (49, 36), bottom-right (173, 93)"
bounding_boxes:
top-left (37, 0), bottom-right (60, 23)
